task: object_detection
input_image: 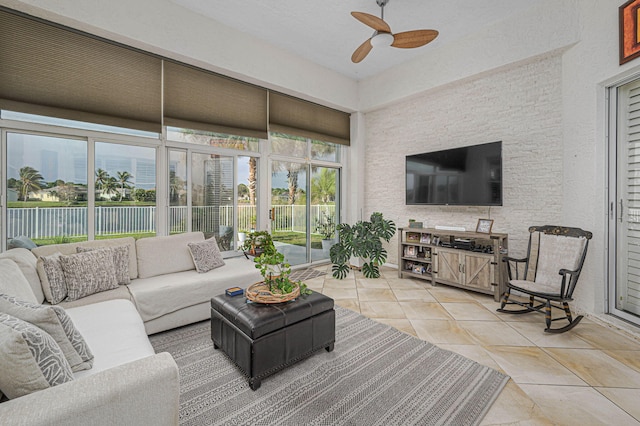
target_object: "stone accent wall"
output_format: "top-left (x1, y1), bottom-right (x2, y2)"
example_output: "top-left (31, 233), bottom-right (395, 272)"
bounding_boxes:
top-left (363, 51), bottom-right (564, 263)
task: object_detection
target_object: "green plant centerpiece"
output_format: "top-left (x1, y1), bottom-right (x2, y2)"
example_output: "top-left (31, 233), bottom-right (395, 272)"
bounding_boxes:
top-left (329, 212), bottom-right (396, 279)
top-left (244, 231), bottom-right (311, 303)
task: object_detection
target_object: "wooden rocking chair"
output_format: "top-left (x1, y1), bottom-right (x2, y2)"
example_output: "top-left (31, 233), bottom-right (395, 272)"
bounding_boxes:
top-left (497, 225), bottom-right (592, 333)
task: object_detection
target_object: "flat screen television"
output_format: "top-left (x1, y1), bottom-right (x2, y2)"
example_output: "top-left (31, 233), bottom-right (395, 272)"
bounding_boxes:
top-left (406, 141), bottom-right (502, 206)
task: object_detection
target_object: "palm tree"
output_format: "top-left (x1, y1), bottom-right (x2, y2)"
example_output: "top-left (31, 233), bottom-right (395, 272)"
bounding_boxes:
top-left (102, 177), bottom-right (118, 200)
top-left (116, 171), bottom-right (134, 201)
top-left (311, 168), bottom-right (336, 204)
top-left (95, 168), bottom-right (110, 193)
top-left (18, 166), bottom-right (45, 201)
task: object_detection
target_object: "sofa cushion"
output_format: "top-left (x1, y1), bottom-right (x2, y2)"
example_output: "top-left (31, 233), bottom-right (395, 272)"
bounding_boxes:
top-left (0, 248), bottom-right (43, 303)
top-left (0, 294), bottom-right (94, 372)
top-left (77, 245), bottom-right (130, 285)
top-left (128, 256), bottom-right (262, 322)
top-left (38, 252), bottom-right (68, 304)
top-left (60, 250), bottom-right (119, 301)
top-left (0, 259), bottom-right (37, 304)
top-left (188, 237), bottom-right (225, 273)
top-left (32, 237), bottom-right (138, 280)
top-left (0, 313), bottom-right (74, 399)
top-left (136, 232), bottom-right (204, 279)
top-left (65, 299), bottom-right (155, 378)
top-left (58, 285), bottom-right (132, 309)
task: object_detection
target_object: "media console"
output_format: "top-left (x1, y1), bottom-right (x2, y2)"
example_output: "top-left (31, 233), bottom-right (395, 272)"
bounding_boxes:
top-left (398, 227), bottom-right (508, 301)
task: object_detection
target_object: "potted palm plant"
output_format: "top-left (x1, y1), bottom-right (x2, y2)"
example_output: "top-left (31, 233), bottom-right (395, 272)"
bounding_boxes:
top-left (329, 212), bottom-right (396, 279)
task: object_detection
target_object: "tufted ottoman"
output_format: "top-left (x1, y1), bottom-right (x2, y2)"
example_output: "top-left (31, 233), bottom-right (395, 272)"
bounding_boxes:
top-left (210, 291), bottom-right (335, 390)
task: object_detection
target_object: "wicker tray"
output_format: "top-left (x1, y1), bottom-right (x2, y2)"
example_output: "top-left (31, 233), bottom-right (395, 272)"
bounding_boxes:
top-left (245, 282), bottom-right (300, 304)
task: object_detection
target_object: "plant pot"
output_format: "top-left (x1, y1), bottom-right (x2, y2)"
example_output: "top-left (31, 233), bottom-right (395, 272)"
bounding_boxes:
top-left (238, 232), bottom-right (246, 243)
top-left (321, 238), bottom-right (336, 253)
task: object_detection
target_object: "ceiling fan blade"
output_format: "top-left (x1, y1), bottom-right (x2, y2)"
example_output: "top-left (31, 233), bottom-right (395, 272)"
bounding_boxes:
top-left (391, 30), bottom-right (439, 48)
top-left (351, 38), bottom-right (373, 63)
top-left (351, 11), bottom-right (391, 33)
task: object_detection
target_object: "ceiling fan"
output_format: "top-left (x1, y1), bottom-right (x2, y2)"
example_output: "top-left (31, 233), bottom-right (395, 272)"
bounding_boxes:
top-left (351, 0), bottom-right (439, 63)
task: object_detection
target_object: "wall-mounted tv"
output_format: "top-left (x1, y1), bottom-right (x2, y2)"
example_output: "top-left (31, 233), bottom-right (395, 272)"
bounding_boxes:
top-left (406, 141), bottom-right (502, 206)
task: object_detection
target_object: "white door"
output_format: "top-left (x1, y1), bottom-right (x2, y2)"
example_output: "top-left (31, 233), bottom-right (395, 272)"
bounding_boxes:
top-left (612, 78), bottom-right (640, 319)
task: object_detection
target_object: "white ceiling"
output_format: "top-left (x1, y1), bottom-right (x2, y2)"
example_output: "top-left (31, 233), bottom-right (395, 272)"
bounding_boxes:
top-left (171, 0), bottom-right (544, 80)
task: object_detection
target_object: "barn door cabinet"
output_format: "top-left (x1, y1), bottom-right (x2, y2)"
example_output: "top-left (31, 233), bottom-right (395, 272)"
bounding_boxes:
top-left (398, 227), bottom-right (508, 301)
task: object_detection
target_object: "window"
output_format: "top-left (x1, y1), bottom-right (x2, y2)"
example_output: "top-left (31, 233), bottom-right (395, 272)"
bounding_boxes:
top-left (6, 132), bottom-right (88, 245)
top-left (1, 111), bottom-right (158, 138)
top-left (95, 142), bottom-right (156, 239)
top-left (167, 127), bottom-right (259, 152)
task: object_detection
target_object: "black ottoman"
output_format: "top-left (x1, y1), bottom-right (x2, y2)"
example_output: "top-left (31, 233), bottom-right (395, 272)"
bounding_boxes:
top-left (210, 291), bottom-right (335, 390)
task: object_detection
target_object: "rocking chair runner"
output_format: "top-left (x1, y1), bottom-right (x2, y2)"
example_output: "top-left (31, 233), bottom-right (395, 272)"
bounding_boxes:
top-left (497, 225), bottom-right (592, 333)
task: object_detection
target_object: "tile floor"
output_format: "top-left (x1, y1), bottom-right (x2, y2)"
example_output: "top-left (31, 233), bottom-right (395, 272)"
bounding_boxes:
top-left (304, 264), bottom-right (640, 425)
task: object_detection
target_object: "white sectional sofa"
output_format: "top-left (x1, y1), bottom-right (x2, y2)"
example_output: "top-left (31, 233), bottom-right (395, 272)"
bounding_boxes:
top-left (0, 231), bottom-right (263, 425)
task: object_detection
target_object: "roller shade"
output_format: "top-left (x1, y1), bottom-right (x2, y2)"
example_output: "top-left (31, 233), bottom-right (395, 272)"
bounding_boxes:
top-left (269, 92), bottom-right (350, 146)
top-left (163, 61), bottom-right (268, 139)
top-left (0, 9), bottom-right (162, 133)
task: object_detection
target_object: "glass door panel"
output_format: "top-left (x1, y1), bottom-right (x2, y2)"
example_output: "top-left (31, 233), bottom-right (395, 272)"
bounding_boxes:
top-left (6, 133), bottom-right (87, 245)
top-left (95, 142), bottom-right (156, 240)
top-left (168, 150), bottom-right (187, 234)
top-left (238, 155), bottom-right (258, 242)
top-left (191, 153), bottom-right (234, 252)
top-left (271, 160), bottom-right (308, 265)
top-left (311, 166), bottom-right (339, 262)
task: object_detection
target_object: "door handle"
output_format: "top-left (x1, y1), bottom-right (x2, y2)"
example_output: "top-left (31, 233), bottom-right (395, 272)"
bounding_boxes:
top-left (619, 199), bottom-right (624, 223)
top-left (269, 208), bottom-right (275, 221)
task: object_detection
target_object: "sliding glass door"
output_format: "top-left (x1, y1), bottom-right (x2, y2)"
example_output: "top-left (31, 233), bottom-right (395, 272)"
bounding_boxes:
top-left (271, 160), bottom-right (308, 266)
top-left (168, 148), bottom-right (258, 254)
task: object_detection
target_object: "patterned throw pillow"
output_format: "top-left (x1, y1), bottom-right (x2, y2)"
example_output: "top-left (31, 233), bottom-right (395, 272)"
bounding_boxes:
top-left (76, 245), bottom-right (130, 285)
top-left (187, 237), bottom-right (226, 273)
top-left (59, 250), bottom-right (119, 301)
top-left (37, 252), bottom-right (68, 304)
top-left (0, 294), bottom-right (93, 372)
top-left (0, 313), bottom-right (74, 399)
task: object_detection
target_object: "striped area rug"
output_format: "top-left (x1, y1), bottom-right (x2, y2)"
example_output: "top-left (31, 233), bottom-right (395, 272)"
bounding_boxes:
top-left (150, 306), bottom-right (508, 426)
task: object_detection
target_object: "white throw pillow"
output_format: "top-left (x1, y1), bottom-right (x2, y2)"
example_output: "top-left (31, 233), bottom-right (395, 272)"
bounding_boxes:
top-left (0, 294), bottom-right (94, 372)
top-left (188, 237), bottom-right (226, 273)
top-left (0, 313), bottom-right (74, 399)
top-left (0, 258), bottom-right (38, 303)
top-left (59, 250), bottom-right (118, 301)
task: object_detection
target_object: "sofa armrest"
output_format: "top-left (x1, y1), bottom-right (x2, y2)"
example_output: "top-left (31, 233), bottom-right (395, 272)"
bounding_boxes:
top-left (0, 352), bottom-right (179, 426)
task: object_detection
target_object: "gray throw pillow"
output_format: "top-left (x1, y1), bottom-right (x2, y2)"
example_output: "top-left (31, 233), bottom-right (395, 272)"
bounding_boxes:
top-left (0, 294), bottom-right (93, 372)
top-left (7, 236), bottom-right (37, 250)
top-left (76, 245), bottom-right (130, 285)
top-left (0, 313), bottom-right (74, 399)
top-left (59, 250), bottom-right (118, 301)
top-left (37, 252), bottom-right (68, 304)
top-left (187, 237), bottom-right (226, 273)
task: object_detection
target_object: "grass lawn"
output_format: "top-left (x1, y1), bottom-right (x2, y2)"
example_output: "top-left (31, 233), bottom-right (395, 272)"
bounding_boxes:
top-left (31, 232), bottom-right (156, 246)
top-left (273, 231), bottom-right (323, 249)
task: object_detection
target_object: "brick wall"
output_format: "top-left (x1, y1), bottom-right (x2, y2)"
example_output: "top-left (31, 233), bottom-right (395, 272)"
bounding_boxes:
top-left (363, 51), bottom-right (564, 263)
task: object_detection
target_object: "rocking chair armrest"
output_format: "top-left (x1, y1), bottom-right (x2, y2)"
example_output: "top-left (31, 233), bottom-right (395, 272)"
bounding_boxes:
top-left (502, 256), bottom-right (527, 263)
top-left (558, 268), bottom-right (578, 276)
